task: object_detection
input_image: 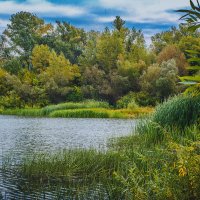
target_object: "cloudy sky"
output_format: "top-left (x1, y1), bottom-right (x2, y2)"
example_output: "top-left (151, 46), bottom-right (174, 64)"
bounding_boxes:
top-left (0, 0), bottom-right (190, 43)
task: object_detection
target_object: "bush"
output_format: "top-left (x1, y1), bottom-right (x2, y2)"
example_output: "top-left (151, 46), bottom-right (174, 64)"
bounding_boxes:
top-left (66, 87), bottom-right (84, 102)
top-left (0, 92), bottom-right (25, 109)
top-left (116, 92), bottom-right (138, 109)
top-left (113, 138), bottom-right (200, 200)
top-left (135, 92), bottom-right (158, 106)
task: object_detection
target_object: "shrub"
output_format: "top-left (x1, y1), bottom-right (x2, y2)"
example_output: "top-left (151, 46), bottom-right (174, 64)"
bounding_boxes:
top-left (127, 100), bottom-right (139, 110)
top-left (66, 86), bottom-right (84, 102)
top-left (135, 92), bottom-right (158, 106)
top-left (0, 92), bottom-right (25, 109)
top-left (116, 92), bottom-right (138, 108)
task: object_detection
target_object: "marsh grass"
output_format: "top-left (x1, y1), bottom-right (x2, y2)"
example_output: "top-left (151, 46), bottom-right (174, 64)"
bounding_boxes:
top-left (10, 121), bottom-right (200, 199)
top-left (1, 108), bottom-right (43, 117)
top-left (0, 102), bottom-right (153, 118)
top-left (49, 109), bottom-right (110, 118)
top-left (153, 95), bottom-right (200, 129)
top-left (41, 100), bottom-right (110, 115)
top-left (49, 108), bottom-right (132, 118)
top-left (20, 150), bottom-right (125, 182)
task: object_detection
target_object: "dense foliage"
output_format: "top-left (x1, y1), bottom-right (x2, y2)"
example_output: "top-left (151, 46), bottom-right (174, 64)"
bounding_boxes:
top-left (1, 11), bottom-right (200, 108)
top-left (177, 0), bottom-right (200, 93)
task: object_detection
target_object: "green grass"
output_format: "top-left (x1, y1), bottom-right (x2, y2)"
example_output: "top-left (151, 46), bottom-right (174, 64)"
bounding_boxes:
top-left (41, 100), bottom-right (110, 115)
top-left (153, 95), bottom-right (200, 129)
top-left (9, 122), bottom-right (200, 199)
top-left (49, 109), bottom-right (110, 118)
top-left (1, 108), bottom-right (43, 117)
top-left (19, 149), bottom-right (125, 182)
top-left (0, 100), bottom-right (153, 118)
top-left (49, 108), bottom-right (133, 118)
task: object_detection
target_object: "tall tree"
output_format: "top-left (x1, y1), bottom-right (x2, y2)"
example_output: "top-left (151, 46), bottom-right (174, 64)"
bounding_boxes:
top-left (42, 21), bottom-right (86, 64)
top-left (3, 11), bottom-right (52, 69)
top-left (113, 16), bottom-right (126, 31)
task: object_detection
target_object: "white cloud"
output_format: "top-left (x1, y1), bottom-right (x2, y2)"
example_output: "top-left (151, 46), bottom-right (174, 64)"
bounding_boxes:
top-left (0, 19), bottom-right (9, 27)
top-left (0, 0), bottom-right (87, 17)
top-left (97, 0), bottom-right (189, 24)
top-left (0, 0), bottom-right (190, 41)
top-left (142, 28), bottom-right (162, 46)
top-left (97, 16), bottom-right (116, 23)
top-left (0, 19), bottom-right (10, 33)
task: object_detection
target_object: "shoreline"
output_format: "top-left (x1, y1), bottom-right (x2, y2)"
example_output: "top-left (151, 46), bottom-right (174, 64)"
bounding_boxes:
top-left (0, 107), bottom-right (154, 119)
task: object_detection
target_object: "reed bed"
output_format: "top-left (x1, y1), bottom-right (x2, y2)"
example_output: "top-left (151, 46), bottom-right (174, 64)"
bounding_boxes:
top-left (0, 104), bottom-right (153, 118)
top-left (49, 108), bottom-right (130, 118)
top-left (49, 109), bottom-right (110, 118)
top-left (19, 150), bottom-right (125, 182)
top-left (41, 100), bottom-right (110, 115)
top-left (153, 95), bottom-right (200, 128)
top-left (11, 122), bottom-right (200, 199)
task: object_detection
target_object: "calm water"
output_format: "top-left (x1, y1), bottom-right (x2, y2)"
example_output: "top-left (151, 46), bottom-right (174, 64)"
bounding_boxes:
top-left (0, 115), bottom-right (136, 199)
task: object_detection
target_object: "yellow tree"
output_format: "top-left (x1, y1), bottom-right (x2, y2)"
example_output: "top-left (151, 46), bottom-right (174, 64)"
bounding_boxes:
top-left (31, 45), bottom-right (52, 73)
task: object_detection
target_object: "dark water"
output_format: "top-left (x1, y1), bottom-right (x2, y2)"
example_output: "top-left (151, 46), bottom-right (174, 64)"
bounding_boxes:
top-left (0, 115), bottom-right (136, 199)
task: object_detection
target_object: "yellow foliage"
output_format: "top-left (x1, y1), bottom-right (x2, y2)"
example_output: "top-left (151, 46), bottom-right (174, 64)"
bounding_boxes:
top-left (36, 24), bottom-right (53, 36)
top-left (31, 45), bottom-right (80, 83)
top-left (179, 166), bottom-right (187, 177)
top-left (32, 45), bottom-right (52, 73)
top-left (0, 68), bottom-right (7, 78)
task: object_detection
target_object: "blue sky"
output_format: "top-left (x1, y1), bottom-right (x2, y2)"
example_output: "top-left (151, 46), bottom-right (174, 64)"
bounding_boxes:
top-left (0, 0), bottom-right (189, 43)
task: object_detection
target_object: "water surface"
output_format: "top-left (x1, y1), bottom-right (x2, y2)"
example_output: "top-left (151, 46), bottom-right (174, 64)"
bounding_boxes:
top-left (0, 115), bottom-right (136, 199)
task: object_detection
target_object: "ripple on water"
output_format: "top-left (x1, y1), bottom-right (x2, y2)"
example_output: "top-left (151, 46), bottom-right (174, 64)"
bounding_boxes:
top-left (0, 115), bottom-right (136, 199)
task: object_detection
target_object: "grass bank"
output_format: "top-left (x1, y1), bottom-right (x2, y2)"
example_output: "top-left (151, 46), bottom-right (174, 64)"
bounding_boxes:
top-left (9, 123), bottom-right (200, 199)
top-left (0, 100), bottom-right (153, 119)
top-left (4, 95), bottom-right (200, 199)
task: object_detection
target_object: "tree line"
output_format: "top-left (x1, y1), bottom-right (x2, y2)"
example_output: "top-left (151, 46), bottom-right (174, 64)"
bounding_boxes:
top-left (0, 12), bottom-right (200, 108)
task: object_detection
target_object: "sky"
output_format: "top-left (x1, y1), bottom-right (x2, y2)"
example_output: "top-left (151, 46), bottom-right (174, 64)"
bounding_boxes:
top-left (0, 0), bottom-right (190, 44)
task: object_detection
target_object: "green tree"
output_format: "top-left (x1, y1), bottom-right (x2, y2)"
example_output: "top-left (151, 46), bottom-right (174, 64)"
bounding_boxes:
top-left (42, 21), bottom-right (86, 64)
top-left (157, 45), bottom-right (188, 75)
top-left (113, 16), bottom-right (126, 31)
top-left (156, 59), bottom-right (178, 100)
top-left (151, 25), bottom-right (199, 54)
top-left (96, 30), bottom-right (125, 72)
top-left (3, 11), bottom-right (52, 69)
top-left (2, 58), bottom-right (22, 75)
top-left (139, 64), bottom-right (161, 97)
top-left (78, 31), bottom-right (100, 71)
top-left (40, 52), bottom-right (81, 103)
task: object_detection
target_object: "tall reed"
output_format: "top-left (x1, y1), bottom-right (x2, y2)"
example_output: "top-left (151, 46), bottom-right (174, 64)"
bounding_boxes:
top-left (41, 100), bottom-right (110, 115)
top-left (153, 95), bottom-right (200, 128)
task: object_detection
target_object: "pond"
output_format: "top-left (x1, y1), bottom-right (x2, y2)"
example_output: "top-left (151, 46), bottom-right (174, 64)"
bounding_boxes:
top-left (0, 115), bottom-right (136, 199)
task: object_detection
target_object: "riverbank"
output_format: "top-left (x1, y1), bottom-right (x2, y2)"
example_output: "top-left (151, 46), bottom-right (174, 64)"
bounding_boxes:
top-left (5, 120), bottom-right (200, 199)
top-left (0, 101), bottom-right (153, 119)
top-left (2, 95), bottom-right (200, 199)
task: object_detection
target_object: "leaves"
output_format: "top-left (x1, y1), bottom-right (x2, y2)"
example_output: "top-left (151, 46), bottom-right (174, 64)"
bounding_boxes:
top-left (177, 0), bottom-right (200, 32)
